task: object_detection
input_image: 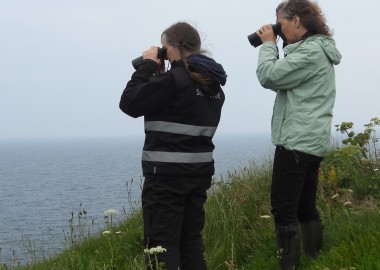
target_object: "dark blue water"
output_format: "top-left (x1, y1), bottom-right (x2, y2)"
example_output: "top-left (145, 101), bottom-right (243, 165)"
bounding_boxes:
top-left (0, 134), bottom-right (273, 265)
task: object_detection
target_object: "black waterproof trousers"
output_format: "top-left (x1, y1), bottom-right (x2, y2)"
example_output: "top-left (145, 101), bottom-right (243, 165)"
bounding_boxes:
top-left (271, 146), bottom-right (324, 226)
top-left (142, 175), bottom-right (211, 270)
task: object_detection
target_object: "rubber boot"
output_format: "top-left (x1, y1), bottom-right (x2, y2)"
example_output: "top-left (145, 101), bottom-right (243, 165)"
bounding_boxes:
top-left (275, 224), bottom-right (301, 270)
top-left (300, 220), bottom-right (323, 258)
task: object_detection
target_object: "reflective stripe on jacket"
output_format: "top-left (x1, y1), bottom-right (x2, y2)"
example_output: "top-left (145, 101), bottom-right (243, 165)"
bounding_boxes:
top-left (120, 60), bottom-right (225, 177)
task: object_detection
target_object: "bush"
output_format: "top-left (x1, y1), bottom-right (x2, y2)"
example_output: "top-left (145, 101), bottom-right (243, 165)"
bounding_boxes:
top-left (320, 117), bottom-right (380, 201)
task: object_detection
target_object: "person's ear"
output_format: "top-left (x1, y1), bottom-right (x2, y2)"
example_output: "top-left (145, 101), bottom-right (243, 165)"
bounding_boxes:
top-left (293, 15), bottom-right (300, 28)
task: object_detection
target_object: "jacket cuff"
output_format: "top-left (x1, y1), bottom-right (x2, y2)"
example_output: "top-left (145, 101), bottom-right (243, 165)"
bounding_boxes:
top-left (139, 59), bottom-right (159, 73)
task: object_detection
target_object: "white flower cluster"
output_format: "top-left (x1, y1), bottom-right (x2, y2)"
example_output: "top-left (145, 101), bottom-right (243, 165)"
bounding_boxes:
top-left (102, 230), bottom-right (123, 236)
top-left (104, 209), bottom-right (118, 217)
top-left (144, 246), bottom-right (167, 254)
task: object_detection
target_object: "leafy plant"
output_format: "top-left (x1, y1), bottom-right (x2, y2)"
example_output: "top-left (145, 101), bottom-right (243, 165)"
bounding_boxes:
top-left (335, 117), bottom-right (379, 160)
top-left (320, 117), bottom-right (380, 200)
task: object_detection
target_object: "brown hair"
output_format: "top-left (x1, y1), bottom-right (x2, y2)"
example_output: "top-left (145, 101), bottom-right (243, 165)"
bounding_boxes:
top-left (161, 22), bottom-right (209, 87)
top-left (277, 0), bottom-right (333, 36)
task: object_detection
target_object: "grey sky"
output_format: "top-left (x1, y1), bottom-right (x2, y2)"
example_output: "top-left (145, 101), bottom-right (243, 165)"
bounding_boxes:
top-left (1, 0), bottom-right (379, 140)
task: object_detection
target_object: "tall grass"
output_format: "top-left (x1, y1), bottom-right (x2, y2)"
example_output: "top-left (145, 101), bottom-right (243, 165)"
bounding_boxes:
top-left (203, 161), bottom-right (275, 269)
top-left (4, 156), bottom-right (378, 270)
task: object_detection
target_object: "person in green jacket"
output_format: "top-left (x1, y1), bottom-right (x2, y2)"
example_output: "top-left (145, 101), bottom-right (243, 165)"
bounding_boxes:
top-left (255, 0), bottom-right (342, 269)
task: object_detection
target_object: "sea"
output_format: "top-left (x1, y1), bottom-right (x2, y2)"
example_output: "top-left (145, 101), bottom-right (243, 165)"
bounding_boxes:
top-left (0, 134), bottom-right (274, 265)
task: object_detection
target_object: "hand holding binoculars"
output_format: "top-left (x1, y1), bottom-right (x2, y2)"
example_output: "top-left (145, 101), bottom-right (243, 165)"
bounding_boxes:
top-left (131, 47), bottom-right (167, 70)
top-left (247, 23), bottom-right (281, 47)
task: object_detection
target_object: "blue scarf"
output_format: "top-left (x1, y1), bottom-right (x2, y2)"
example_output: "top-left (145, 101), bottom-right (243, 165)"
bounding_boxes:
top-left (186, 54), bottom-right (227, 86)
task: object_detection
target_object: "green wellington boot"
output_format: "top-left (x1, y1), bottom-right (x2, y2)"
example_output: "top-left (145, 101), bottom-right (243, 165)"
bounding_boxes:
top-left (275, 224), bottom-right (301, 270)
top-left (300, 220), bottom-right (323, 258)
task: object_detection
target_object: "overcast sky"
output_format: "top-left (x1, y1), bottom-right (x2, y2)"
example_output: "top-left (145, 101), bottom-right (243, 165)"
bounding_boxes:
top-left (1, 0), bottom-right (379, 140)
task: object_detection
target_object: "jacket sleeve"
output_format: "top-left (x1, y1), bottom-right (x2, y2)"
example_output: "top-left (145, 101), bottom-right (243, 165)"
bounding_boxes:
top-left (119, 60), bottom-right (175, 118)
top-left (256, 42), bottom-right (317, 90)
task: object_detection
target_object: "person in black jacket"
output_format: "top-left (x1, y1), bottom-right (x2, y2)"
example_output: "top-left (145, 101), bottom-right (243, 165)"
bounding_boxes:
top-left (119, 21), bottom-right (227, 270)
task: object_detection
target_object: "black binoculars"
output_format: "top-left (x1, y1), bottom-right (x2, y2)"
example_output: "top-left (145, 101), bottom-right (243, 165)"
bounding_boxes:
top-left (131, 48), bottom-right (167, 70)
top-left (247, 23), bottom-right (281, 47)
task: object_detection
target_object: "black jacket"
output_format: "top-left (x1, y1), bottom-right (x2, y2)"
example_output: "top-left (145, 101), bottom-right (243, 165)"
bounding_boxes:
top-left (120, 56), bottom-right (226, 177)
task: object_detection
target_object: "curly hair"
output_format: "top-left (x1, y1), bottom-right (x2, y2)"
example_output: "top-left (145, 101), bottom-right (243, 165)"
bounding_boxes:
top-left (276, 0), bottom-right (333, 36)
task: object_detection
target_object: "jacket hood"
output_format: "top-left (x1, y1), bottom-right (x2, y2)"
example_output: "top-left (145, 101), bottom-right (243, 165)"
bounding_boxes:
top-left (313, 36), bottom-right (342, 65)
top-left (285, 35), bottom-right (342, 65)
top-left (186, 54), bottom-right (227, 86)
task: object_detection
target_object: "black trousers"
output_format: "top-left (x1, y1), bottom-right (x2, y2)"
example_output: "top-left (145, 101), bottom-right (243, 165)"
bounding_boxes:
top-left (271, 146), bottom-right (323, 226)
top-left (142, 175), bottom-right (211, 270)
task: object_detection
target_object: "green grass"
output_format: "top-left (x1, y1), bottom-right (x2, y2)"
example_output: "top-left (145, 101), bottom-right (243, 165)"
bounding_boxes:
top-left (3, 158), bottom-right (380, 270)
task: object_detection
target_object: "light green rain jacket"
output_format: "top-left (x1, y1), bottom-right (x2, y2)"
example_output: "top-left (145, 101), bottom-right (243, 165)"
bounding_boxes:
top-left (256, 35), bottom-right (342, 157)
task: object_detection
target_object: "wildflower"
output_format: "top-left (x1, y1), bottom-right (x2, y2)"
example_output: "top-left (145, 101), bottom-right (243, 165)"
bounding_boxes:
top-left (104, 209), bottom-right (118, 217)
top-left (348, 189), bottom-right (353, 193)
top-left (144, 246), bottom-right (167, 254)
top-left (115, 231), bottom-right (123, 234)
top-left (344, 201), bottom-right (352, 206)
top-left (375, 168), bottom-right (379, 172)
top-left (260, 215), bottom-right (271, 219)
top-left (103, 230), bottom-right (111, 236)
top-left (331, 194), bottom-right (339, 199)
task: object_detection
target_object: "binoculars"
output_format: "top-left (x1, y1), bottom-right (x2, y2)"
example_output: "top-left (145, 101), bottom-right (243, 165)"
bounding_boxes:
top-left (131, 47), bottom-right (167, 70)
top-left (247, 23), bottom-right (281, 47)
